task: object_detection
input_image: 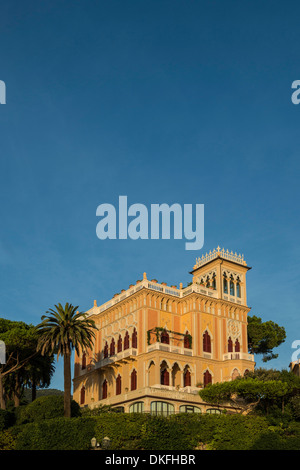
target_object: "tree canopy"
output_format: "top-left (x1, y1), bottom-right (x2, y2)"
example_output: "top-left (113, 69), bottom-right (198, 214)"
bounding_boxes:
top-left (0, 319), bottom-right (41, 409)
top-left (36, 303), bottom-right (97, 418)
top-left (247, 315), bottom-right (286, 362)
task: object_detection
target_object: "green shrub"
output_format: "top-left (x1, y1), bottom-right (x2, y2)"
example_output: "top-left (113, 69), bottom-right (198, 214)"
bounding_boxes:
top-left (0, 409), bottom-right (15, 431)
top-left (15, 395), bottom-right (81, 425)
top-left (15, 417), bottom-right (95, 450)
top-left (207, 414), bottom-right (270, 450)
top-left (0, 429), bottom-right (16, 450)
top-left (11, 412), bottom-right (300, 451)
top-left (94, 413), bottom-right (148, 450)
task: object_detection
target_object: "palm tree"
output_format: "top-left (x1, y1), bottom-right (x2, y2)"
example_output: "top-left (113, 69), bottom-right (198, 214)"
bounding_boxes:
top-left (25, 353), bottom-right (56, 402)
top-left (36, 303), bottom-right (97, 418)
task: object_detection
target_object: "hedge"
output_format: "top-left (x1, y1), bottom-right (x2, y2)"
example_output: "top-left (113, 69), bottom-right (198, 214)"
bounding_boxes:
top-left (14, 416), bottom-right (96, 450)
top-left (14, 395), bottom-right (81, 425)
top-left (12, 413), bottom-right (300, 450)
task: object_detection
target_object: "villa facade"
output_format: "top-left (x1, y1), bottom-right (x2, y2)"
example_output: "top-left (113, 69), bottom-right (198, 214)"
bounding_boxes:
top-left (73, 247), bottom-right (255, 414)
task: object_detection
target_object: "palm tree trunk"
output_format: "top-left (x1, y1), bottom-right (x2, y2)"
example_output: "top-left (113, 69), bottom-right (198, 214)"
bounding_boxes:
top-left (64, 350), bottom-right (72, 418)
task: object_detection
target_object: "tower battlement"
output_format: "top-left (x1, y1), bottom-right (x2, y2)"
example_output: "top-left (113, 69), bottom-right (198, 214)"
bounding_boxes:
top-left (194, 246), bottom-right (247, 270)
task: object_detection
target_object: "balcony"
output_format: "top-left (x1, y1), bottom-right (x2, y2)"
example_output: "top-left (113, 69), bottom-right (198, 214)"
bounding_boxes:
top-left (97, 348), bottom-right (138, 369)
top-left (147, 342), bottom-right (193, 356)
top-left (223, 352), bottom-right (254, 362)
top-left (147, 384), bottom-right (200, 397)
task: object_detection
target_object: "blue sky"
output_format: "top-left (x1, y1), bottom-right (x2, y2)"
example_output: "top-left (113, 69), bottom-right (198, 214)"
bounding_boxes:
top-left (1, 0), bottom-right (300, 390)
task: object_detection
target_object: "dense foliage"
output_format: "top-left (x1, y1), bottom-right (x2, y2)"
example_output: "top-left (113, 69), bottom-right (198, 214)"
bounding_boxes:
top-left (247, 315), bottom-right (286, 362)
top-left (199, 368), bottom-right (300, 419)
top-left (5, 412), bottom-right (300, 451)
top-left (0, 392), bottom-right (300, 450)
top-left (14, 395), bottom-right (81, 425)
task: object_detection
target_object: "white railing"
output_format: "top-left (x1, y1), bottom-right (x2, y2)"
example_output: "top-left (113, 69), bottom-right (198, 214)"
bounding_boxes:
top-left (87, 278), bottom-right (220, 316)
top-left (149, 384), bottom-right (199, 395)
top-left (223, 352), bottom-right (254, 362)
top-left (96, 348), bottom-right (138, 369)
top-left (147, 342), bottom-right (193, 356)
top-left (194, 247), bottom-right (247, 269)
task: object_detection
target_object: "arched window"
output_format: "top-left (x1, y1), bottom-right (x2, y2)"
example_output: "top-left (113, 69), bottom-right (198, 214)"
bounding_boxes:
top-left (203, 370), bottom-right (212, 388)
top-left (179, 405), bottom-right (201, 414)
top-left (116, 374), bottom-right (122, 395)
top-left (223, 274), bottom-right (228, 294)
top-left (203, 330), bottom-right (211, 353)
top-left (132, 328), bottom-right (137, 349)
top-left (206, 408), bottom-right (221, 414)
top-left (184, 331), bottom-right (191, 349)
top-left (160, 368), bottom-right (169, 386)
top-left (117, 335), bottom-right (122, 353)
top-left (103, 342), bottom-right (108, 359)
top-left (206, 276), bottom-right (210, 288)
top-left (184, 369), bottom-right (191, 387)
top-left (161, 329), bottom-right (169, 344)
top-left (80, 386), bottom-right (85, 405)
top-left (232, 368), bottom-right (240, 380)
top-left (102, 380), bottom-right (108, 399)
top-left (236, 281), bottom-right (241, 298)
top-left (150, 401), bottom-right (174, 416)
top-left (81, 353), bottom-right (86, 370)
top-left (110, 338), bottom-right (115, 356)
top-left (230, 276), bottom-right (235, 296)
top-left (212, 274), bottom-right (216, 290)
top-left (235, 339), bottom-right (240, 352)
top-left (131, 369), bottom-right (137, 391)
top-left (228, 337), bottom-right (233, 353)
top-left (129, 402), bottom-right (144, 413)
top-left (124, 331), bottom-right (130, 350)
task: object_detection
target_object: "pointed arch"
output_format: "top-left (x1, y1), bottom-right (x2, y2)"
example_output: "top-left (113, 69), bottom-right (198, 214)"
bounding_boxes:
top-left (161, 329), bottom-right (169, 344)
top-left (80, 385), bottom-right (86, 405)
top-left (231, 368), bottom-right (240, 380)
top-left (131, 369), bottom-right (137, 391)
top-left (203, 330), bottom-right (211, 353)
top-left (132, 327), bottom-right (137, 349)
top-left (116, 374), bottom-right (122, 395)
top-left (117, 334), bottom-right (122, 353)
top-left (203, 370), bottom-right (212, 388)
top-left (124, 331), bottom-right (130, 350)
top-left (110, 338), bottom-right (115, 356)
top-left (184, 368), bottom-right (191, 387)
top-left (102, 379), bottom-right (108, 399)
top-left (160, 360), bottom-right (170, 386)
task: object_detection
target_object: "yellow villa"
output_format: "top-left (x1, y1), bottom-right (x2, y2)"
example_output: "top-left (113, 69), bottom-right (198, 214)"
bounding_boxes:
top-left (73, 247), bottom-right (255, 414)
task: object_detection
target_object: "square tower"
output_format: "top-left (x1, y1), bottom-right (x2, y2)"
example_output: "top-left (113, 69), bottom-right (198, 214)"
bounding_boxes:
top-left (191, 246), bottom-right (251, 306)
